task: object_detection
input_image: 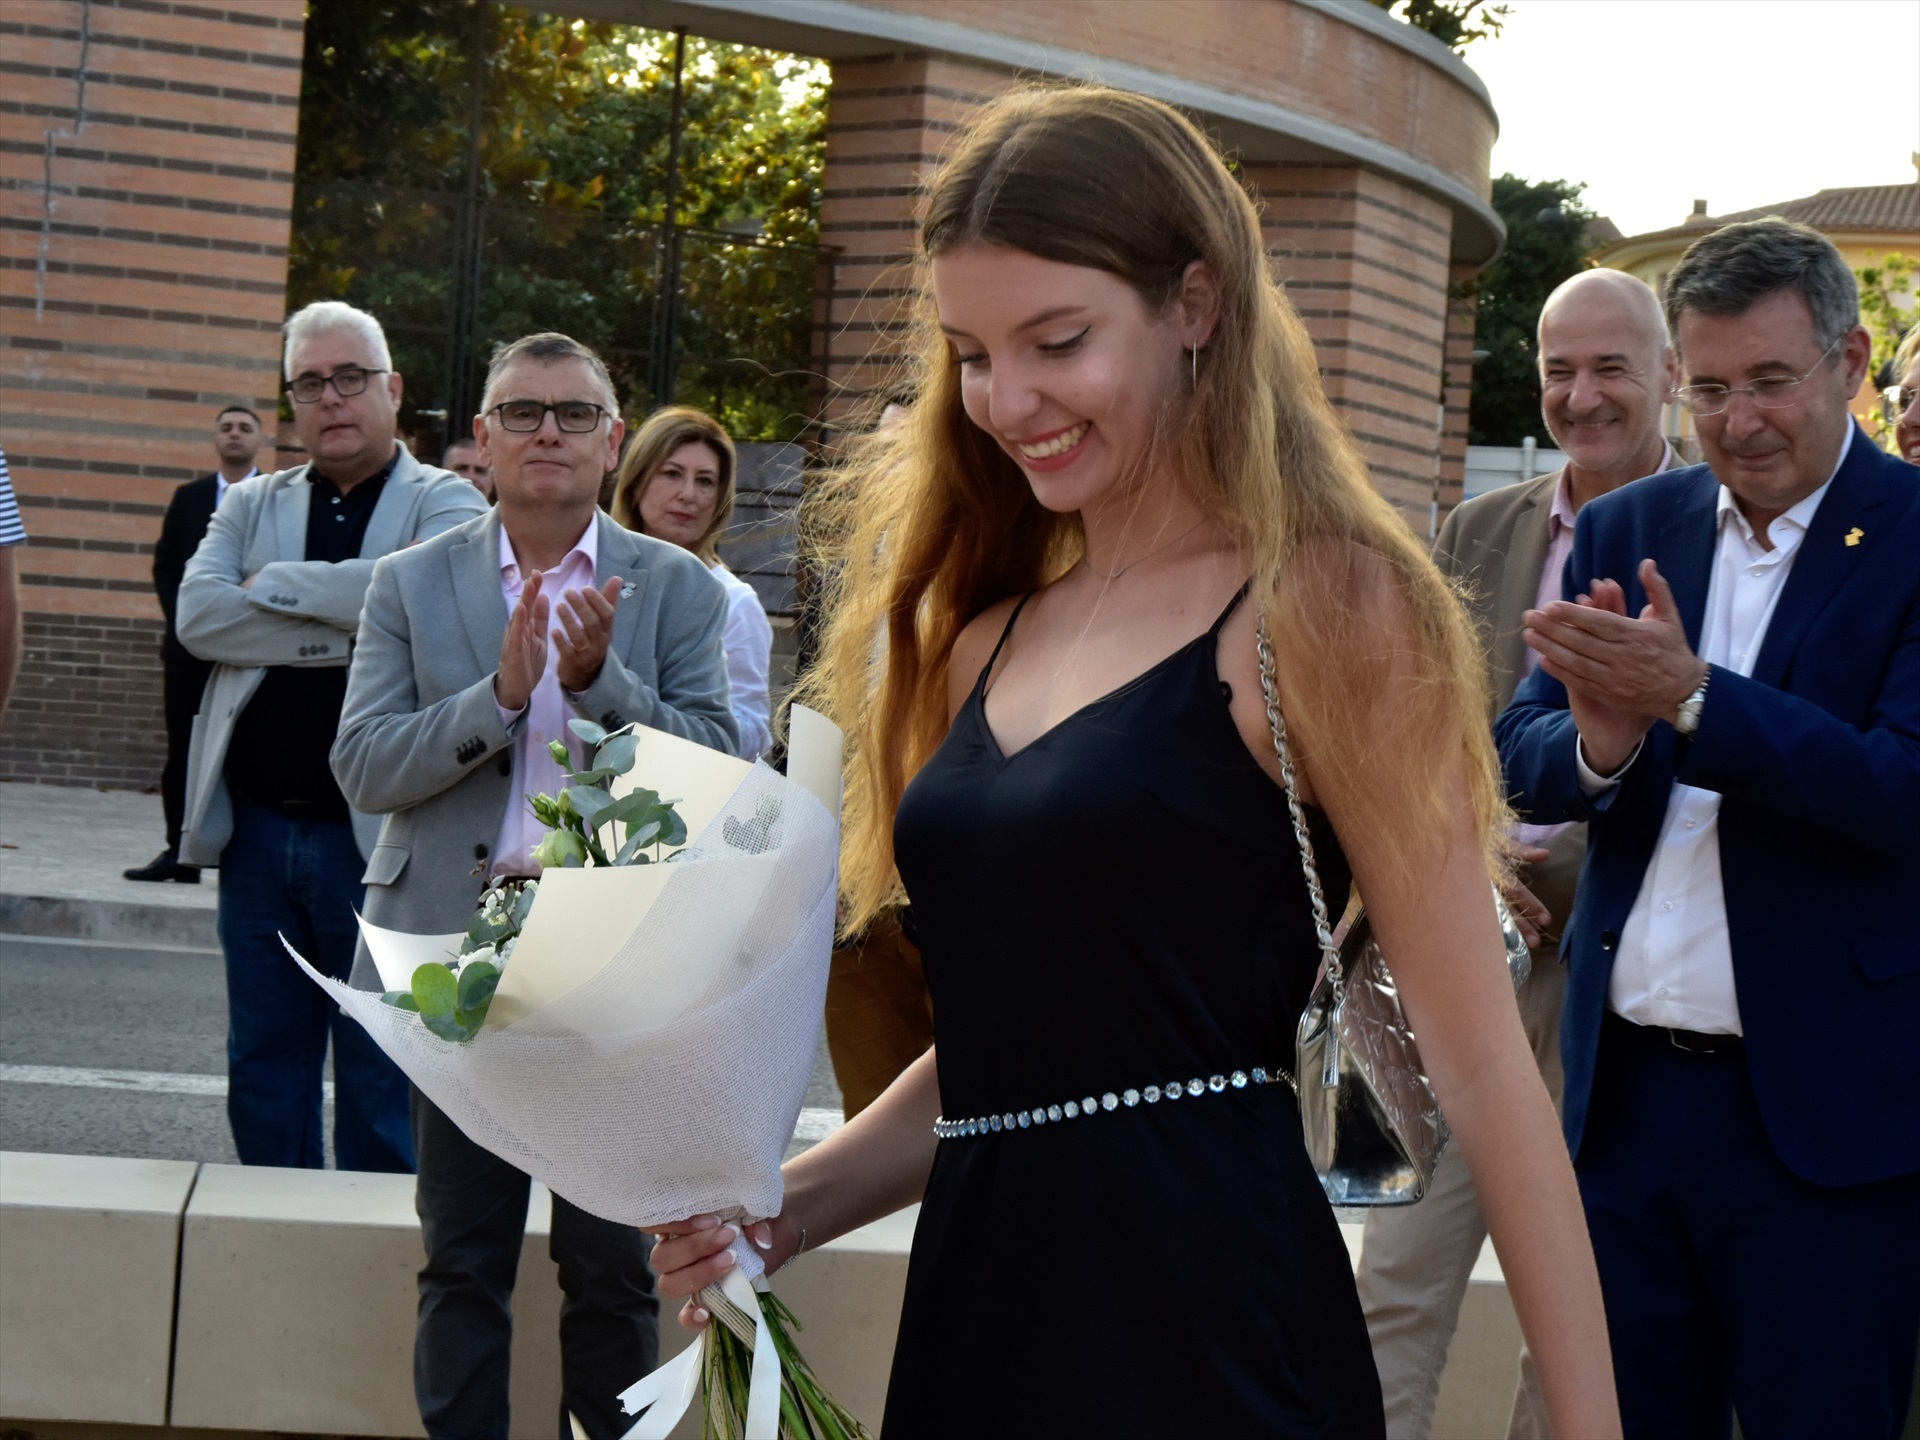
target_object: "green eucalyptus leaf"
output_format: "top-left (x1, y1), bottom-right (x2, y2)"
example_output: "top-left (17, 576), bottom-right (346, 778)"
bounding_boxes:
top-left (421, 1008), bottom-right (470, 1042)
top-left (567, 717), bottom-right (608, 748)
top-left (595, 732), bottom-right (638, 775)
top-left (510, 883), bottom-right (537, 928)
top-left (411, 962), bottom-right (458, 1016)
top-left (568, 764), bottom-right (618, 787)
top-left (380, 990), bottom-right (420, 1012)
top-left (656, 808), bottom-right (689, 848)
top-left (458, 960), bottom-right (500, 1012)
top-left (566, 785), bottom-right (615, 822)
top-left (612, 821), bottom-right (660, 865)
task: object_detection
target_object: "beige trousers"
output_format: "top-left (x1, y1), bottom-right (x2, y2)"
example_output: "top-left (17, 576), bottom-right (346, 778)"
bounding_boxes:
top-left (1355, 955), bottom-right (1568, 1440)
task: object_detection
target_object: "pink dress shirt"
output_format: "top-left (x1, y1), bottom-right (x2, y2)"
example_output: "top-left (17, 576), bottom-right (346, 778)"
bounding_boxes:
top-left (490, 519), bottom-right (598, 877)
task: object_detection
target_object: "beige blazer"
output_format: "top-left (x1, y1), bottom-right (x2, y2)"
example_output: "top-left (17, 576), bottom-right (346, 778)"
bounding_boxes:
top-left (1434, 470), bottom-right (1587, 942)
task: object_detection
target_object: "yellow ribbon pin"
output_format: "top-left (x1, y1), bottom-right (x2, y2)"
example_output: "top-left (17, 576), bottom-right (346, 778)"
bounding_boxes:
top-left (1844, 527), bottom-right (1863, 547)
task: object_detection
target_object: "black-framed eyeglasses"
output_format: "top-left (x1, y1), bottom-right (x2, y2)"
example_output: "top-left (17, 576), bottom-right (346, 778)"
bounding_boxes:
top-left (1674, 337), bottom-right (1842, 418)
top-left (287, 366), bottom-right (388, 404)
top-left (487, 400), bottom-right (610, 433)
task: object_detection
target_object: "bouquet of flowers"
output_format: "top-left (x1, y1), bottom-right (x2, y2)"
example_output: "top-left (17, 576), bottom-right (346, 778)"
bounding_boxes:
top-left (284, 708), bottom-right (868, 1439)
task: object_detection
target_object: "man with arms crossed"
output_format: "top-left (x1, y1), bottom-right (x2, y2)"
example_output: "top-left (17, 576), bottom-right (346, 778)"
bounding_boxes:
top-left (331, 333), bottom-right (737, 1439)
top-left (128, 404), bottom-right (266, 885)
top-left (1358, 268), bottom-right (1679, 1439)
top-left (178, 301), bottom-right (487, 1170)
top-left (1498, 220), bottom-right (1920, 1438)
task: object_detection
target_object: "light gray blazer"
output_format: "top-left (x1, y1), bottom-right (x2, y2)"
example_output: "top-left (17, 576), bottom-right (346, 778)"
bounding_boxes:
top-left (175, 444), bottom-right (488, 866)
top-left (330, 508), bottom-right (738, 943)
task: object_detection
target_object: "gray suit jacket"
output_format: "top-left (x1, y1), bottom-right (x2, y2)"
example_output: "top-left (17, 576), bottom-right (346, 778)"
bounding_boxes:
top-left (175, 445), bottom-right (489, 866)
top-left (1435, 470), bottom-right (1589, 942)
top-left (330, 508), bottom-right (738, 943)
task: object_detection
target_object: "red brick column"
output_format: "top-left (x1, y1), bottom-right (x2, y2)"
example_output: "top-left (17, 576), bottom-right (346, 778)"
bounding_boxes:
top-left (1243, 163), bottom-right (1455, 530)
top-left (1437, 261), bottom-right (1480, 526)
top-left (815, 53), bottom-right (1010, 429)
top-left (0, 0), bottom-right (303, 785)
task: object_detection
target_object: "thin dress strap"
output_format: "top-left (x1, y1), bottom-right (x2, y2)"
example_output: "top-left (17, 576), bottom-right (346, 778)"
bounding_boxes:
top-left (1207, 580), bottom-right (1254, 638)
top-left (975, 592), bottom-right (1036, 699)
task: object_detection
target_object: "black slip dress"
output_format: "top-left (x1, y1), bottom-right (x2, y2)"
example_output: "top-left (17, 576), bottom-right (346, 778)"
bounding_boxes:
top-left (882, 586), bottom-right (1384, 1437)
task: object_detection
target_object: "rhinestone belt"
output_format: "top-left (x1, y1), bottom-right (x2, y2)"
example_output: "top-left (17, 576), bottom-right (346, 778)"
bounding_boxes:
top-left (933, 1065), bottom-right (1297, 1140)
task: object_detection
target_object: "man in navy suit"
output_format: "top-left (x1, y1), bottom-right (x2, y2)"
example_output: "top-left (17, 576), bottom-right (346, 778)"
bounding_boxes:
top-left (1496, 218), bottom-right (1920, 1440)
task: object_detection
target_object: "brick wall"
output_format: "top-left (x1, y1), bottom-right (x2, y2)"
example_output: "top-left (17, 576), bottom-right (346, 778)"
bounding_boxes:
top-left (0, 0), bottom-right (303, 787)
top-left (7, 613), bottom-right (166, 786)
top-left (815, 53), bottom-right (1012, 424)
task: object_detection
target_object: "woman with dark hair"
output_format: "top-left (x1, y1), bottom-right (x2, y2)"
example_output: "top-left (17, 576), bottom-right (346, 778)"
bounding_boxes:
top-left (611, 406), bottom-right (773, 759)
top-left (649, 86), bottom-right (1619, 1437)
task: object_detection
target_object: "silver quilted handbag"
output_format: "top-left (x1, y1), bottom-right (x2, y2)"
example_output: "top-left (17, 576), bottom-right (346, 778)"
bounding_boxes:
top-left (1257, 618), bottom-right (1532, 1206)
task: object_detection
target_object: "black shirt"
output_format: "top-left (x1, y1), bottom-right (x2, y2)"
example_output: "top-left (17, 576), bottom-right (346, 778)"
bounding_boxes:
top-left (224, 460), bottom-right (393, 814)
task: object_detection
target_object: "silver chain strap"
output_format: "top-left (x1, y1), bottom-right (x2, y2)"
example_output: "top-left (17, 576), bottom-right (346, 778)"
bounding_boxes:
top-left (1255, 614), bottom-right (1345, 1006)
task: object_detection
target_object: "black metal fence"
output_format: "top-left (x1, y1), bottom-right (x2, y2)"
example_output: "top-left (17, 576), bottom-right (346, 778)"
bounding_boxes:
top-left (291, 177), bottom-right (825, 452)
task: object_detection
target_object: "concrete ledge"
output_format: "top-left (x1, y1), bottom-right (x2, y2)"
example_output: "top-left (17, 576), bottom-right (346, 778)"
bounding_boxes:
top-left (0, 893), bottom-right (219, 950)
top-left (169, 1163), bottom-right (562, 1437)
top-left (0, 1152), bottom-right (199, 1426)
top-left (2, 1154), bottom-right (1523, 1438)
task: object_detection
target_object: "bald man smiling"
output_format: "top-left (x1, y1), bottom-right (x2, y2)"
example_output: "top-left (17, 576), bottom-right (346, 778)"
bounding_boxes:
top-left (1357, 268), bottom-right (1680, 1440)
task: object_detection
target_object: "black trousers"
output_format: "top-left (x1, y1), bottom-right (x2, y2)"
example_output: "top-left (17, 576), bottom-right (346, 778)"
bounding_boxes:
top-left (412, 1089), bottom-right (659, 1440)
top-left (161, 645), bottom-right (211, 852)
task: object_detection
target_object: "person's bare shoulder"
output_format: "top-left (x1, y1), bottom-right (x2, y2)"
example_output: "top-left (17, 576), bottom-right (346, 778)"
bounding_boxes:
top-left (948, 593), bottom-right (1026, 723)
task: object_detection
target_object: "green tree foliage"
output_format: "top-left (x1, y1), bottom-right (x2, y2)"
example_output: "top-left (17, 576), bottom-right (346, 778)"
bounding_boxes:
top-left (1367, 0), bottom-right (1511, 51)
top-left (291, 1), bottom-right (828, 442)
top-left (1855, 250), bottom-right (1916, 453)
top-left (1463, 175), bottom-right (1598, 447)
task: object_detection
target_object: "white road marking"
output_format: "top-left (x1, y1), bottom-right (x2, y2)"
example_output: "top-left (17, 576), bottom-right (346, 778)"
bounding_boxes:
top-left (0, 1063), bottom-right (849, 1143)
top-left (0, 931), bottom-right (219, 955)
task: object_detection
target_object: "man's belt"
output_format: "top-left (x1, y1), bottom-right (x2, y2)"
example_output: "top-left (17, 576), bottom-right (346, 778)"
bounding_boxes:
top-left (1604, 1009), bottom-right (1744, 1057)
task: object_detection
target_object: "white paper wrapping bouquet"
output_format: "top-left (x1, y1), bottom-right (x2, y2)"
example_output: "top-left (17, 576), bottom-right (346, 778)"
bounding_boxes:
top-left (286, 707), bottom-right (843, 1249)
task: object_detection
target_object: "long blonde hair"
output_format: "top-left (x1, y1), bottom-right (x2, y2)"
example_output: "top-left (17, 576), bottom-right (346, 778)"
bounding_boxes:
top-left (797, 85), bottom-right (1504, 933)
top-left (611, 406), bottom-right (738, 564)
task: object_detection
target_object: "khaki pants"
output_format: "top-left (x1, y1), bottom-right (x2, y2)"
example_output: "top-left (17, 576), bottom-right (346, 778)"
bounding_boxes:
top-left (824, 911), bottom-right (933, 1119)
top-left (1355, 955), bottom-right (1568, 1440)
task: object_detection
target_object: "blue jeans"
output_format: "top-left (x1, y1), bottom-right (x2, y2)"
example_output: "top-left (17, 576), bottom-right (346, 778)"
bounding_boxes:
top-left (218, 798), bottom-right (414, 1172)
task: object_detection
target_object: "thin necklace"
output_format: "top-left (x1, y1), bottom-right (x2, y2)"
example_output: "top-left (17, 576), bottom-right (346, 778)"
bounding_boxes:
top-left (1081, 516), bottom-right (1207, 580)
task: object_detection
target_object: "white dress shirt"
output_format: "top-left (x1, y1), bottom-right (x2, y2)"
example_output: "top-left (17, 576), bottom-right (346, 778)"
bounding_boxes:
top-left (490, 520), bottom-right (598, 876)
top-left (213, 467), bottom-right (255, 508)
top-left (1596, 435), bottom-right (1848, 1033)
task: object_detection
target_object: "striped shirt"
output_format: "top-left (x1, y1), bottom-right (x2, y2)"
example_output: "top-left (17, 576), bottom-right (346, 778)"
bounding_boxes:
top-left (0, 448), bottom-right (26, 547)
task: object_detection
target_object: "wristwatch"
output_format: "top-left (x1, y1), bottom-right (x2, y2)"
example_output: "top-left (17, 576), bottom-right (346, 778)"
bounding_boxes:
top-left (1674, 667), bottom-right (1711, 737)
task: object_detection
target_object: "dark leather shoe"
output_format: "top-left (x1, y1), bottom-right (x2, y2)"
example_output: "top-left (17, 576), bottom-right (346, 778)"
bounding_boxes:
top-left (124, 850), bottom-right (198, 883)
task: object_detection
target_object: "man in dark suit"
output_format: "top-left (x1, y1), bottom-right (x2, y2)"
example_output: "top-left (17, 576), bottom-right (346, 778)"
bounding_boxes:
top-left (1359, 269), bottom-right (1678, 1440)
top-left (1497, 219), bottom-right (1920, 1439)
top-left (127, 405), bottom-right (265, 883)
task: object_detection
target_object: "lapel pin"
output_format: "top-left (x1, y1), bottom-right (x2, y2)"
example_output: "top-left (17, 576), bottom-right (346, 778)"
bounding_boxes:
top-left (1844, 527), bottom-right (1863, 547)
top-left (619, 583), bottom-right (636, 600)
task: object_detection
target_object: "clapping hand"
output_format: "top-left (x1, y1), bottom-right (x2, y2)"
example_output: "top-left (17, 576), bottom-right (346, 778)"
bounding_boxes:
top-left (494, 569), bottom-right (549, 713)
top-left (1522, 558), bottom-right (1708, 775)
top-left (553, 576), bottom-right (624, 694)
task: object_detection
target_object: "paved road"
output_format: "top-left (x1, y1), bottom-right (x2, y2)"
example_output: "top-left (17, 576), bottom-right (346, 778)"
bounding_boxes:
top-left (0, 931), bottom-right (845, 1166)
top-left (1, 932), bottom-right (244, 1163)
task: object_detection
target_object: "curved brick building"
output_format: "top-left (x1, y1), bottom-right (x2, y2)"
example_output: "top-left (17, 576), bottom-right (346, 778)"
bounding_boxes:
top-left (0, 0), bottom-right (1500, 786)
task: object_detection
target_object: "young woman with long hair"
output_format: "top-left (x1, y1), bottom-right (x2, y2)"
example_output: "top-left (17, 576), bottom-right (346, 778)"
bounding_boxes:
top-left (650, 86), bottom-right (1619, 1437)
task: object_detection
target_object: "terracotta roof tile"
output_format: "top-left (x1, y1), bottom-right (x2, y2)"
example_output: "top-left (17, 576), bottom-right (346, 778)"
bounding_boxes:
top-left (1716, 182), bottom-right (1920, 232)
